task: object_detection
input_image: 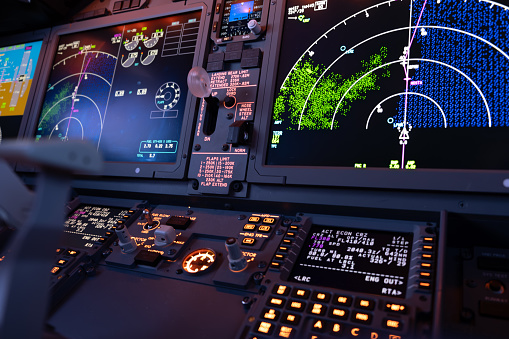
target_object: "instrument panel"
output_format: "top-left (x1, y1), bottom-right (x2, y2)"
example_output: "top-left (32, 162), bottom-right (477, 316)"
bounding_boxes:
top-left (1, 0), bottom-right (509, 338)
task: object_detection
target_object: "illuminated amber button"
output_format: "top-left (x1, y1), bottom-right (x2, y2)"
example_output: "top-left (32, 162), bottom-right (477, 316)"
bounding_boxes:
top-left (56, 259), bottom-right (69, 266)
top-left (270, 261), bottom-right (281, 269)
top-left (383, 318), bottom-right (403, 330)
top-left (256, 321), bottom-right (274, 335)
top-left (420, 271), bottom-right (431, 278)
top-left (261, 308), bottom-right (281, 321)
top-left (287, 300), bottom-right (306, 312)
top-left (282, 239), bottom-right (292, 244)
top-left (289, 225), bottom-right (299, 230)
top-left (50, 266), bottom-right (62, 275)
top-left (423, 245), bottom-right (433, 251)
top-left (278, 246), bottom-right (289, 252)
top-left (277, 326), bottom-right (294, 338)
top-left (385, 303), bottom-right (407, 314)
top-left (307, 303), bottom-right (327, 316)
top-left (263, 217), bottom-right (276, 225)
top-left (66, 249), bottom-right (80, 257)
top-left (421, 262), bottom-right (432, 269)
top-left (56, 248), bottom-right (65, 254)
top-left (311, 291), bottom-right (331, 302)
top-left (248, 216), bottom-right (261, 223)
top-left (310, 319), bottom-right (327, 333)
top-left (285, 231), bottom-right (297, 238)
top-left (355, 298), bottom-right (375, 310)
top-left (267, 297), bottom-right (286, 308)
top-left (352, 312), bottom-right (373, 324)
top-left (243, 224), bottom-right (256, 230)
top-left (274, 253), bottom-right (285, 260)
top-left (273, 284), bottom-right (291, 296)
top-left (329, 307), bottom-right (349, 319)
top-left (242, 238), bottom-right (256, 246)
top-left (331, 323), bottom-right (343, 334)
top-left (419, 282), bottom-right (431, 289)
top-left (291, 288), bottom-right (310, 299)
top-left (281, 312), bottom-right (301, 325)
top-left (422, 253), bottom-right (432, 259)
top-left (258, 225), bottom-right (272, 233)
top-left (423, 237), bottom-right (434, 243)
top-left (333, 294), bottom-right (352, 306)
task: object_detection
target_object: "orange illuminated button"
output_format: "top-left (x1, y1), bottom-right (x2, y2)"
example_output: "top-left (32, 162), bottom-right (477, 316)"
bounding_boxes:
top-left (331, 323), bottom-right (343, 334)
top-left (263, 217), bottom-right (276, 225)
top-left (420, 271), bottom-right (431, 278)
top-left (249, 216), bottom-right (261, 223)
top-left (277, 326), bottom-right (294, 338)
top-left (310, 319), bottom-right (327, 333)
top-left (56, 248), bottom-right (65, 254)
top-left (287, 300), bottom-right (306, 312)
top-left (421, 262), bottom-right (432, 269)
top-left (56, 259), bottom-right (69, 266)
top-left (291, 288), bottom-right (310, 299)
top-left (329, 307), bottom-right (349, 319)
top-left (384, 303), bottom-right (408, 314)
top-left (256, 321), bottom-right (274, 335)
top-left (383, 318), bottom-right (403, 330)
top-left (243, 224), bottom-right (256, 230)
top-left (274, 253), bottom-right (285, 260)
top-left (289, 225), bottom-right (299, 230)
top-left (419, 282), bottom-right (431, 289)
top-left (285, 231), bottom-right (297, 238)
top-left (422, 253), bottom-right (432, 259)
top-left (50, 266), bottom-right (62, 275)
top-left (307, 303), bottom-right (327, 316)
top-left (281, 312), bottom-right (301, 325)
top-left (352, 311), bottom-right (373, 325)
top-left (333, 294), bottom-right (352, 306)
top-left (258, 225), bottom-right (272, 233)
top-left (423, 237), bottom-right (434, 243)
top-left (66, 249), bottom-right (80, 257)
top-left (355, 298), bottom-right (375, 310)
top-left (273, 284), bottom-right (291, 296)
top-left (267, 297), bottom-right (286, 308)
top-left (261, 308), bottom-right (281, 321)
top-left (270, 262), bottom-right (281, 269)
top-left (282, 239), bottom-right (292, 244)
top-left (279, 246), bottom-right (289, 252)
top-left (242, 238), bottom-right (256, 246)
top-left (312, 291), bottom-right (331, 302)
top-left (423, 245), bottom-right (433, 251)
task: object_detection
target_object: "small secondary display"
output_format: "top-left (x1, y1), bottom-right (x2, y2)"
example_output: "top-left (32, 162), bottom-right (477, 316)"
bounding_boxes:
top-left (35, 11), bottom-right (201, 163)
top-left (220, 0), bottom-right (263, 39)
top-left (290, 225), bottom-right (413, 298)
top-left (0, 41), bottom-right (43, 142)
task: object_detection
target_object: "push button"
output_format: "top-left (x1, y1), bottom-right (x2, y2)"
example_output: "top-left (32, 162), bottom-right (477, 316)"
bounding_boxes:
top-left (355, 298), bottom-right (375, 310)
top-left (279, 246), bottom-right (289, 252)
top-left (383, 318), bottom-right (403, 330)
top-left (66, 249), bottom-right (80, 257)
top-left (329, 307), bottom-right (349, 320)
top-left (56, 259), bottom-right (69, 266)
top-left (352, 311), bottom-right (373, 325)
top-left (261, 308), bottom-right (280, 321)
top-left (56, 248), bottom-right (65, 254)
top-left (312, 291), bottom-right (331, 302)
top-left (263, 217), bottom-right (276, 225)
top-left (310, 319), bottom-right (328, 333)
top-left (256, 321), bottom-right (274, 335)
top-left (333, 294), bottom-right (352, 306)
top-left (249, 216), bottom-right (261, 223)
top-left (277, 325), bottom-right (295, 338)
top-left (267, 297), bottom-right (286, 308)
top-left (385, 303), bottom-right (407, 314)
top-left (242, 238), bottom-right (256, 246)
top-left (273, 285), bottom-right (291, 296)
top-left (258, 225), bottom-right (272, 233)
top-left (287, 300), bottom-right (306, 312)
top-left (308, 303), bottom-right (327, 316)
top-left (292, 288), bottom-right (310, 299)
top-left (281, 312), bottom-right (301, 325)
top-left (50, 266), bottom-right (62, 275)
top-left (243, 224), bottom-right (256, 230)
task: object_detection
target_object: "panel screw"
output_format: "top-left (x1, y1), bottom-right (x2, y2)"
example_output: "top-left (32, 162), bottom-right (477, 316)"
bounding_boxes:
top-left (222, 144), bottom-right (229, 151)
top-left (194, 144), bottom-right (201, 151)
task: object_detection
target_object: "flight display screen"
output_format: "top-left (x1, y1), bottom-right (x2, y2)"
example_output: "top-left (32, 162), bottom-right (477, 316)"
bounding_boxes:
top-left (267, 0), bottom-right (509, 171)
top-left (290, 225), bottom-right (413, 298)
top-left (35, 11), bottom-right (201, 163)
top-left (0, 40), bottom-right (43, 142)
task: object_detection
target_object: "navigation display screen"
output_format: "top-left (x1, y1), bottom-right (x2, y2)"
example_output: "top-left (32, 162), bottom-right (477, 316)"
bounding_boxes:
top-left (290, 225), bottom-right (413, 298)
top-left (35, 11), bottom-right (201, 163)
top-left (0, 40), bottom-right (43, 142)
top-left (266, 0), bottom-right (509, 171)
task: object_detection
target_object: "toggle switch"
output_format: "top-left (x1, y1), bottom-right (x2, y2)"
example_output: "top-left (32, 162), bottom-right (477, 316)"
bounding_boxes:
top-left (225, 237), bottom-right (247, 272)
top-left (143, 208), bottom-right (157, 227)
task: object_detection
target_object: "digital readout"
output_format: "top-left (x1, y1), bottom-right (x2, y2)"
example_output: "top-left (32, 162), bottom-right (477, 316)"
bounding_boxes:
top-left (290, 225), bottom-right (413, 298)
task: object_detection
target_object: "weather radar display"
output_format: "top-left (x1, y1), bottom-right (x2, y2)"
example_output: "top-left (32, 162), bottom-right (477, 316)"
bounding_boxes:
top-left (267, 0), bottom-right (509, 171)
top-left (0, 41), bottom-right (43, 142)
top-left (36, 11), bottom-right (201, 163)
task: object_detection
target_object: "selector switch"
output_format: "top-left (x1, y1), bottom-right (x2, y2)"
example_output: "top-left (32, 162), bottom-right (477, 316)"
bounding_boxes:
top-left (224, 95), bottom-right (236, 109)
top-left (225, 237), bottom-right (248, 272)
top-left (114, 223), bottom-right (137, 253)
top-left (154, 225), bottom-right (176, 246)
top-left (143, 209), bottom-right (156, 227)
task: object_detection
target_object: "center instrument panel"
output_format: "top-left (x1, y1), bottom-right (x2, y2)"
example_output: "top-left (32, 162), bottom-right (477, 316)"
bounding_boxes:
top-left (2, 0), bottom-right (509, 338)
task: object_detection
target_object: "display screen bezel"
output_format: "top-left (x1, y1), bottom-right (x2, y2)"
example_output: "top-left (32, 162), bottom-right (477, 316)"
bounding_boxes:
top-left (24, 4), bottom-right (209, 179)
top-left (249, 0), bottom-right (509, 193)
